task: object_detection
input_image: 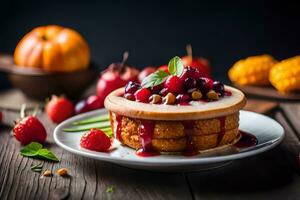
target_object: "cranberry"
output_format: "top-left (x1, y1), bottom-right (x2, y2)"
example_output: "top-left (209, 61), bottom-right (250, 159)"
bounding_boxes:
top-left (213, 81), bottom-right (225, 96)
top-left (179, 66), bottom-right (201, 82)
top-left (125, 81), bottom-right (141, 94)
top-left (134, 88), bottom-right (152, 103)
top-left (176, 94), bottom-right (190, 103)
top-left (184, 78), bottom-right (197, 91)
top-left (197, 77), bottom-right (213, 94)
top-left (164, 75), bottom-right (183, 94)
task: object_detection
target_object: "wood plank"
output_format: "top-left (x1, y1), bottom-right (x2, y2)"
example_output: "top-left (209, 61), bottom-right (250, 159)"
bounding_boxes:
top-left (244, 99), bottom-right (278, 114)
top-left (280, 103), bottom-right (300, 138)
top-left (187, 111), bottom-right (300, 200)
top-left (0, 112), bottom-right (192, 200)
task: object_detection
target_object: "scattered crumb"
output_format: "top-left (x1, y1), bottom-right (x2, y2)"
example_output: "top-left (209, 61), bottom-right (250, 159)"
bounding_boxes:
top-left (57, 168), bottom-right (68, 176)
top-left (42, 170), bottom-right (52, 177)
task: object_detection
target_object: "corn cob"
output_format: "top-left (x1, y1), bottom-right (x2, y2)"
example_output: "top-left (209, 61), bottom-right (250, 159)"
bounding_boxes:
top-left (269, 56), bottom-right (300, 93)
top-left (228, 55), bottom-right (277, 86)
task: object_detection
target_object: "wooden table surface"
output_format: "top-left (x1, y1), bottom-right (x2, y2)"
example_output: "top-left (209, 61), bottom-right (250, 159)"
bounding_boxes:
top-left (0, 89), bottom-right (300, 200)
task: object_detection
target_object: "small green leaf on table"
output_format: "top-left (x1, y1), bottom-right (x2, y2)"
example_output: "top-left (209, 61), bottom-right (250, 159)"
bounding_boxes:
top-left (20, 142), bottom-right (59, 162)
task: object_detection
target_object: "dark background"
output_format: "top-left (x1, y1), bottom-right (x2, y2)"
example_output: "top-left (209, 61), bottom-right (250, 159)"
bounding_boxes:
top-left (1, 0), bottom-right (300, 89)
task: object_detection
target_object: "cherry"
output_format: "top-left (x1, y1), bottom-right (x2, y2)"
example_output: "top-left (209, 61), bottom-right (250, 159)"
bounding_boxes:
top-left (176, 94), bottom-right (190, 103)
top-left (164, 75), bottom-right (184, 94)
top-left (125, 81), bottom-right (141, 94)
top-left (197, 77), bottom-right (213, 95)
top-left (181, 44), bottom-right (212, 78)
top-left (138, 66), bottom-right (156, 83)
top-left (134, 88), bottom-right (152, 103)
top-left (213, 81), bottom-right (225, 96)
top-left (184, 77), bottom-right (197, 91)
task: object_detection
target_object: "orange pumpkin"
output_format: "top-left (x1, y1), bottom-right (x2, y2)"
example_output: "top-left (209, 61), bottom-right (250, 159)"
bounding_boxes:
top-left (14, 25), bottom-right (90, 72)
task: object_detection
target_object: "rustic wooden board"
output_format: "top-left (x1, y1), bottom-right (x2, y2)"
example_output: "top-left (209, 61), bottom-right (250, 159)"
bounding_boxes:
top-left (0, 113), bottom-right (193, 200)
top-left (187, 111), bottom-right (300, 200)
top-left (235, 84), bottom-right (300, 101)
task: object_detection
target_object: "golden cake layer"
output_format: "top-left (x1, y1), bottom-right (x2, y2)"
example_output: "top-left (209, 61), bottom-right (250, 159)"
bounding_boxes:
top-left (110, 112), bottom-right (240, 152)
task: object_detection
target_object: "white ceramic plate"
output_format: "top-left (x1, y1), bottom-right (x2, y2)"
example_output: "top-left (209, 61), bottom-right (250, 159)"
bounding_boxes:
top-left (54, 109), bottom-right (284, 171)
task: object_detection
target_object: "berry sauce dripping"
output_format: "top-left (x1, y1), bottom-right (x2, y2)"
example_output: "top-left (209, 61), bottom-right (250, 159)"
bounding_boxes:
top-left (217, 117), bottom-right (226, 145)
top-left (182, 121), bottom-right (199, 156)
top-left (235, 130), bottom-right (258, 148)
top-left (136, 120), bottom-right (160, 157)
top-left (115, 115), bottom-right (123, 142)
top-left (178, 102), bottom-right (190, 106)
top-left (224, 90), bottom-right (232, 96)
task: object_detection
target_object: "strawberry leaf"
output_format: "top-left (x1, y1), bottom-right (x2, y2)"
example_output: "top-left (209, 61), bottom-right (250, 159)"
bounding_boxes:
top-left (20, 142), bottom-right (59, 162)
top-left (168, 56), bottom-right (184, 76)
top-left (37, 149), bottom-right (59, 162)
top-left (141, 70), bottom-right (169, 88)
top-left (20, 142), bottom-right (43, 157)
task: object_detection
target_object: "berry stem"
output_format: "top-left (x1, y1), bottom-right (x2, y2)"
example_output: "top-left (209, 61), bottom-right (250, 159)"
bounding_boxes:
top-left (186, 44), bottom-right (193, 59)
top-left (32, 105), bottom-right (39, 117)
top-left (20, 104), bottom-right (26, 119)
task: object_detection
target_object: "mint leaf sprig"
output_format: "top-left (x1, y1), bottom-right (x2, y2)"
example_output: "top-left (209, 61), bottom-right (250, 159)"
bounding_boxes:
top-left (141, 56), bottom-right (184, 88)
top-left (20, 142), bottom-right (59, 162)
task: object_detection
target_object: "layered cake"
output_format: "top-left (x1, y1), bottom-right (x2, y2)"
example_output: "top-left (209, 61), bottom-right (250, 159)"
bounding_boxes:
top-left (104, 57), bottom-right (246, 156)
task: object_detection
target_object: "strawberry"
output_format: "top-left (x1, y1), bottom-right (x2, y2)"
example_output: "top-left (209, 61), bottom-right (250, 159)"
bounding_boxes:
top-left (80, 129), bottom-right (112, 152)
top-left (13, 116), bottom-right (47, 145)
top-left (46, 95), bottom-right (74, 123)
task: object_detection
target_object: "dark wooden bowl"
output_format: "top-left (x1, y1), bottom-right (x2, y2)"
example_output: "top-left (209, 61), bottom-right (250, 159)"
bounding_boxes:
top-left (0, 54), bottom-right (99, 100)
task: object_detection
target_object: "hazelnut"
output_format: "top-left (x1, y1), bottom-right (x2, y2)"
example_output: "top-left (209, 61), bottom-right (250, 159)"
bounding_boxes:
top-left (162, 93), bottom-right (176, 105)
top-left (149, 94), bottom-right (162, 104)
top-left (124, 93), bottom-right (135, 101)
top-left (191, 90), bottom-right (202, 100)
top-left (57, 168), bottom-right (68, 176)
top-left (207, 90), bottom-right (219, 100)
top-left (42, 170), bottom-right (52, 177)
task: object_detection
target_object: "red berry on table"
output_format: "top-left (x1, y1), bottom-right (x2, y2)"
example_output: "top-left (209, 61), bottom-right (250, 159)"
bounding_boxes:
top-left (13, 116), bottom-right (47, 145)
top-left (138, 66), bottom-right (156, 83)
top-left (134, 88), bottom-right (152, 103)
top-left (46, 95), bottom-right (74, 123)
top-left (164, 75), bottom-right (184, 95)
top-left (125, 81), bottom-right (141, 94)
top-left (86, 95), bottom-right (103, 111)
top-left (80, 129), bottom-right (112, 152)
